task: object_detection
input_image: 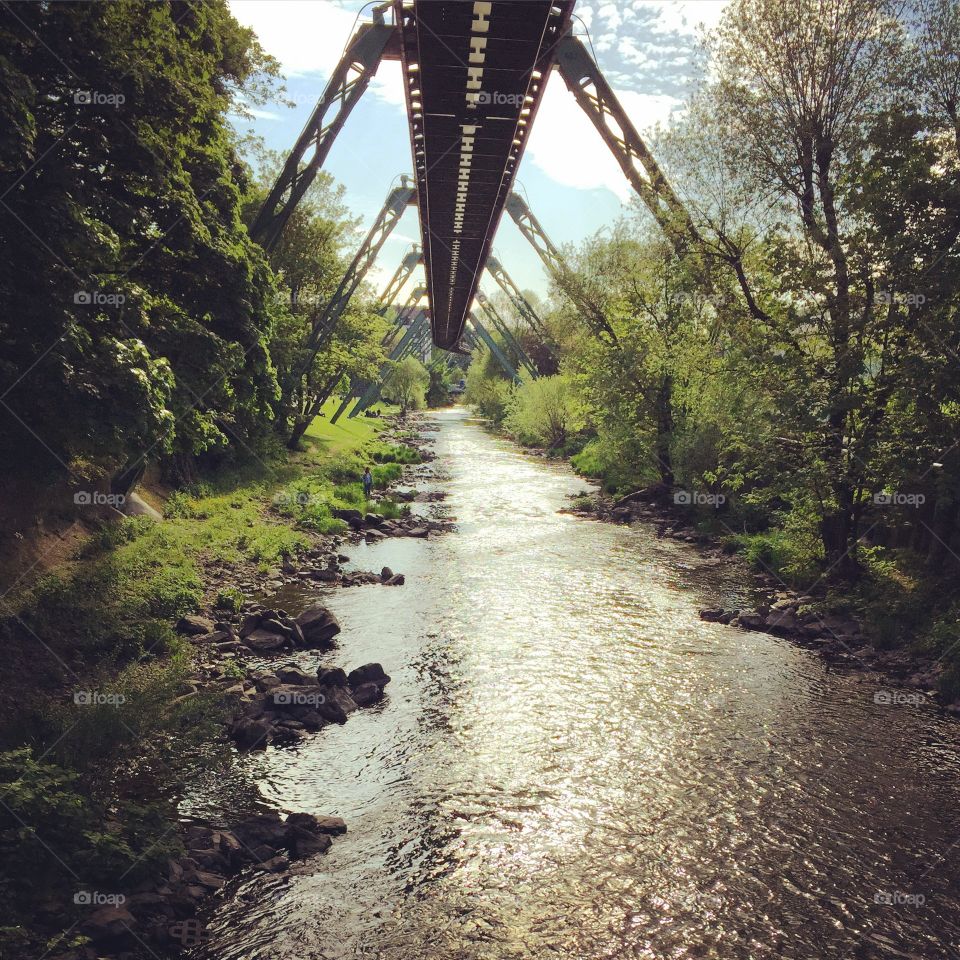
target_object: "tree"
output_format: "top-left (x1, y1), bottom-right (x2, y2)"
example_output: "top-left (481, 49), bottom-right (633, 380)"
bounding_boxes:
top-left (386, 356), bottom-right (428, 414)
top-left (0, 0), bottom-right (285, 489)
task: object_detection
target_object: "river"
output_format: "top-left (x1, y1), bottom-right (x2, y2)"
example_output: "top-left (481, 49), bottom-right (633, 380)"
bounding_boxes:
top-left (193, 407), bottom-right (960, 960)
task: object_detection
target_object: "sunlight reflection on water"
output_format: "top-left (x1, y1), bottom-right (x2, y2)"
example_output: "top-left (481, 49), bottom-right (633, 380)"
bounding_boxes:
top-left (193, 408), bottom-right (960, 960)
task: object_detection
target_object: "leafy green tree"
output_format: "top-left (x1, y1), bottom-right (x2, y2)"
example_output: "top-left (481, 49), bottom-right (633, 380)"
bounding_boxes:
top-left (0, 0), bottom-right (285, 489)
top-left (385, 355), bottom-right (429, 414)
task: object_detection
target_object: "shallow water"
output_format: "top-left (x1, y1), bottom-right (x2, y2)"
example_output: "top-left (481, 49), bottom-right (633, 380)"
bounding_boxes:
top-left (194, 408), bottom-right (960, 960)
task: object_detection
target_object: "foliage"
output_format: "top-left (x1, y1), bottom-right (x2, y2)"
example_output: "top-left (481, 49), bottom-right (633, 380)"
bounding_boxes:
top-left (504, 376), bottom-right (582, 449)
top-left (385, 356), bottom-right (429, 414)
top-left (0, 0), bottom-right (287, 484)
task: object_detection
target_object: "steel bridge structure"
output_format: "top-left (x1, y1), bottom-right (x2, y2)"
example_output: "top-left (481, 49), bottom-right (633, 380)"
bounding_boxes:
top-left (251, 0), bottom-right (703, 412)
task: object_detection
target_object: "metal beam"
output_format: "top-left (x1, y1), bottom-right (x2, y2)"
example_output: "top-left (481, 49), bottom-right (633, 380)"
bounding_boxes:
top-left (250, 11), bottom-right (399, 251)
top-left (468, 315), bottom-right (521, 383)
top-left (299, 178), bottom-right (416, 376)
top-left (554, 33), bottom-right (699, 255)
top-left (475, 290), bottom-right (537, 379)
top-left (485, 255), bottom-right (554, 347)
top-left (327, 282), bottom-right (425, 424)
top-left (504, 191), bottom-right (617, 342)
top-left (377, 245), bottom-right (422, 317)
top-left (350, 310), bottom-right (430, 417)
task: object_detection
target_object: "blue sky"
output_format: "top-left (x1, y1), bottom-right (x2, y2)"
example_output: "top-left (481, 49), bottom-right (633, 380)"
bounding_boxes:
top-left (229, 0), bottom-right (728, 299)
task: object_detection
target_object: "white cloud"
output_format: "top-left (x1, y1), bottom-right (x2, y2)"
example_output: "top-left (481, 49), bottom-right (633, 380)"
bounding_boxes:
top-left (229, 0), bottom-right (405, 105)
top-left (524, 79), bottom-right (682, 203)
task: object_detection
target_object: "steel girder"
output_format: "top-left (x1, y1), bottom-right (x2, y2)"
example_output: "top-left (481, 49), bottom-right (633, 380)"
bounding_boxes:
top-left (485, 255), bottom-right (553, 345)
top-left (554, 33), bottom-right (699, 255)
top-left (329, 284), bottom-right (426, 423)
top-left (250, 11), bottom-right (400, 251)
top-left (301, 179), bottom-right (416, 368)
top-left (350, 309), bottom-right (430, 417)
top-left (378, 245), bottom-right (423, 316)
top-left (475, 290), bottom-right (537, 379)
top-left (504, 191), bottom-right (616, 342)
top-left (467, 315), bottom-right (521, 383)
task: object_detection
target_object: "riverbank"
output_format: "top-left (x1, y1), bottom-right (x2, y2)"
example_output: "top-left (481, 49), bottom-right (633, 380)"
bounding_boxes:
top-left (562, 479), bottom-right (960, 715)
top-left (0, 406), bottom-right (447, 960)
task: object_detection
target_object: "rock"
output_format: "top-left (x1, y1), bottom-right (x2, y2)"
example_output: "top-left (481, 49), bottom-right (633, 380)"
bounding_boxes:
top-left (194, 629), bottom-right (233, 646)
top-left (385, 574), bottom-right (406, 586)
top-left (289, 831), bottom-right (332, 858)
top-left (315, 684), bottom-right (358, 723)
top-left (254, 673), bottom-right (281, 693)
top-left (347, 662), bottom-right (391, 690)
top-left (406, 526), bottom-right (430, 538)
top-left (333, 507), bottom-right (363, 524)
top-left (287, 812), bottom-right (347, 836)
top-left (317, 667), bottom-right (348, 687)
top-left (365, 528), bottom-right (386, 542)
top-left (765, 609), bottom-right (803, 636)
top-left (298, 710), bottom-right (327, 731)
top-left (281, 556), bottom-right (298, 574)
top-left (380, 566), bottom-right (394, 581)
top-left (351, 681), bottom-right (385, 707)
top-left (309, 568), bottom-right (340, 583)
top-left (177, 614), bottom-right (214, 636)
top-left (718, 609), bottom-right (739, 625)
top-left (81, 905), bottom-right (137, 942)
top-left (699, 607), bottom-right (725, 622)
top-left (256, 854), bottom-right (290, 873)
top-left (733, 611), bottom-right (767, 630)
top-left (229, 718), bottom-right (271, 750)
top-left (233, 811), bottom-right (288, 851)
top-left (276, 665), bottom-right (318, 686)
top-left (239, 613), bottom-right (262, 638)
top-left (269, 684), bottom-right (327, 713)
top-left (242, 627), bottom-right (291, 652)
top-left (296, 605), bottom-right (342, 646)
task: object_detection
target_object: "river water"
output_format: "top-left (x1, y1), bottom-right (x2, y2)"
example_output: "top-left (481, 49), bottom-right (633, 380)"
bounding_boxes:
top-left (195, 408), bottom-right (960, 960)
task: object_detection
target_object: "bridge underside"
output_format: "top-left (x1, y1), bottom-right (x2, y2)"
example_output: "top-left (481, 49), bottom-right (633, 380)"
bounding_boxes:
top-left (397, 0), bottom-right (574, 349)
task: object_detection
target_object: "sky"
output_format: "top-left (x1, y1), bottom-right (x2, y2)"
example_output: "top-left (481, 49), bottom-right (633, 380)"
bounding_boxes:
top-left (228, 0), bottom-right (729, 299)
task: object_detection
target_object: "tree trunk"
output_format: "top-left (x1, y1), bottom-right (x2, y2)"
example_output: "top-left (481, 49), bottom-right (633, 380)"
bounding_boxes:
top-left (654, 373), bottom-right (674, 487)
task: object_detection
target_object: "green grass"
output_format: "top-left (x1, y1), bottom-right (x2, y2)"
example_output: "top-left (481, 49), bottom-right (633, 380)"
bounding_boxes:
top-left (303, 398), bottom-right (400, 455)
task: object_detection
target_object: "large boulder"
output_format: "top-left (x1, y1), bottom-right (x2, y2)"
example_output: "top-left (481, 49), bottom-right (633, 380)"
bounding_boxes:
top-left (316, 666), bottom-right (348, 687)
top-left (176, 614), bottom-right (214, 636)
top-left (296, 605), bottom-right (341, 646)
top-left (242, 627), bottom-right (291, 653)
top-left (315, 684), bottom-right (358, 723)
top-left (276, 665), bottom-right (318, 686)
top-left (229, 718), bottom-right (271, 750)
top-left (81, 905), bottom-right (137, 942)
top-left (347, 663), bottom-right (391, 690)
top-left (699, 607), bottom-right (725, 623)
top-left (351, 681), bottom-right (386, 707)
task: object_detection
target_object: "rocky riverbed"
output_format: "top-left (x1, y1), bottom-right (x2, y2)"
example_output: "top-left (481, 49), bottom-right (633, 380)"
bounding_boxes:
top-left (59, 415), bottom-right (453, 960)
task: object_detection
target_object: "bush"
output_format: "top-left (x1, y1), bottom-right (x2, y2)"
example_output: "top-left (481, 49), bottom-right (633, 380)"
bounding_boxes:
top-left (504, 375), bottom-right (581, 449)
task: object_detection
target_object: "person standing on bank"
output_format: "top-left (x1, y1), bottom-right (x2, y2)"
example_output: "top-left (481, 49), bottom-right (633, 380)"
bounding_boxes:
top-left (362, 467), bottom-right (373, 499)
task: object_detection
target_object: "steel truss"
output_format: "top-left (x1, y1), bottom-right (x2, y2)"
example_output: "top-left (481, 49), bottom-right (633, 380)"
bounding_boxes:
top-left (250, 6), bottom-right (399, 251)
